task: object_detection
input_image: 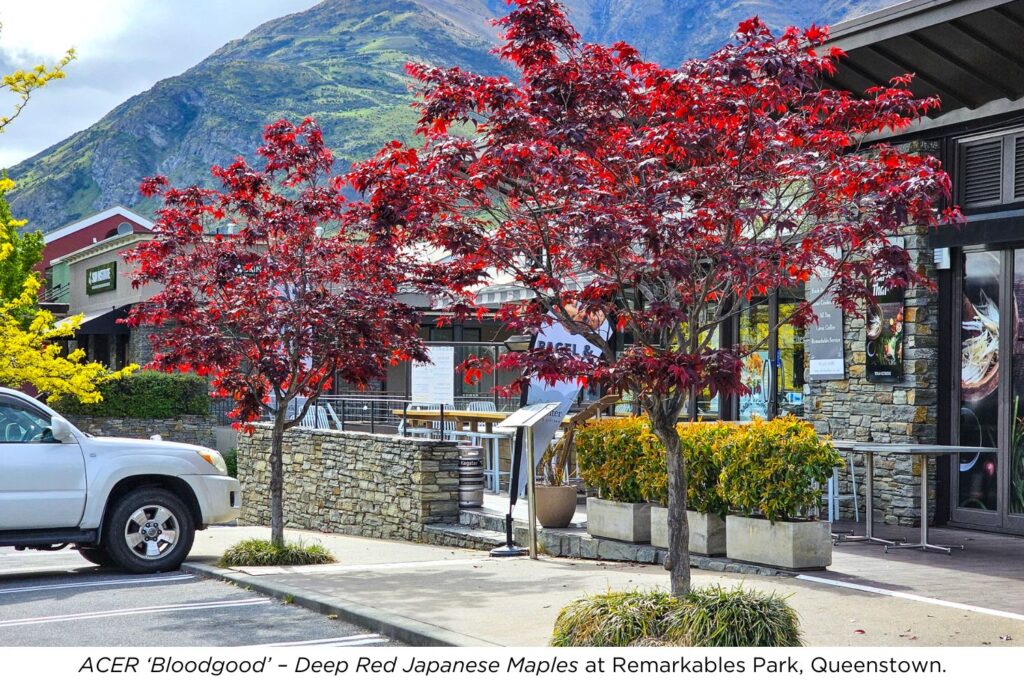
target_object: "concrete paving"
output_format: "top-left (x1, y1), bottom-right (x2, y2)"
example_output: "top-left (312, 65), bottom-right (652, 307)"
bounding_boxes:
top-left (187, 526), bottom-right (1024, 647)
top-left (0, 545), bottom-right (396, 647)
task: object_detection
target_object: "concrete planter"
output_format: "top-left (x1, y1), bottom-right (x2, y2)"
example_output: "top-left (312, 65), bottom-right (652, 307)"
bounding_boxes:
top-left (650, 507), bottom-right (726, 556)
top-left (725, 515), bottom-right (831, 570)
top-left (586, 497), bottom-right (651, 543)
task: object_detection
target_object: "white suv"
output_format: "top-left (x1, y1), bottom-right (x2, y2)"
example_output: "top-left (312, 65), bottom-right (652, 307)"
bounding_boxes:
top-left (0, 387), bottom-right (241, 573)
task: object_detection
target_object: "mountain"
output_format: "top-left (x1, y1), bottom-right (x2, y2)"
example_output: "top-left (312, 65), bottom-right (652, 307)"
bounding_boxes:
top-left (9, 0), bottom-right (889, 233)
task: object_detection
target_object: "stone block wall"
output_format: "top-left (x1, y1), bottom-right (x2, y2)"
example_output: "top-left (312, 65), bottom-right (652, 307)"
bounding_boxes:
top-left (69, 415), bottom-right (218, 449)
top-left (236, 425), bottom-right (461, 541)
top-left (806, 223), bottom-right (939, 526)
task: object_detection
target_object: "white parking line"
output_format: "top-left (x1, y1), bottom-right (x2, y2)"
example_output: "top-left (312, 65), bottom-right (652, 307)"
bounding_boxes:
top-left (0, 597), bottom-right (271, 627)
top-left (0, 564), bottom-right (97, 577)
top-left (0, 574), bottom-right (194, 596)
top-left (333, 638), bottom-right (389, 646)
top-left (235, 557), bottom-right (501, 576)
top-left (795, 574), bottom-right (1024, 622)
top-left (265, 634), bottom-right (390, 647)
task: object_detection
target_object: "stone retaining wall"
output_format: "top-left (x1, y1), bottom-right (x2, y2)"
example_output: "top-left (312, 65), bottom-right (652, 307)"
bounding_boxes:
top-left (236, 425), bottom-right (461, 541)
top-left (69, 415), bottom-right (218, 449)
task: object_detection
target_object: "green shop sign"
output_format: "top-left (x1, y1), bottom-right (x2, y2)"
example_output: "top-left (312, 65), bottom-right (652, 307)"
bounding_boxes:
top-left (85, 262), bottom-right (117, 295)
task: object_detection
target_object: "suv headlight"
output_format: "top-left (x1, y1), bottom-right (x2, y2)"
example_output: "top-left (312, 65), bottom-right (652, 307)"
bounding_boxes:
top-left (196, 448), bottom-right (228, 475)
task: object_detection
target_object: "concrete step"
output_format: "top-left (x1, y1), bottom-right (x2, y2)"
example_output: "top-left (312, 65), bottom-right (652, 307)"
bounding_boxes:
top-left (422, 523), bottom-right (506, 551)
top-left (458, 508), bottom-right (587, 532)
top-left (429, 514), bottom-right (787, 576)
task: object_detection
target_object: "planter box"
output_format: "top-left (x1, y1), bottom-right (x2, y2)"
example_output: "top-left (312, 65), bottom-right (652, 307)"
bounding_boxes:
top-left (725, 515), bottom-right (831, 570)
top-left (650, 507), bottom-right (726, 556)
top-left (586, 497), bottom-right (651, 543)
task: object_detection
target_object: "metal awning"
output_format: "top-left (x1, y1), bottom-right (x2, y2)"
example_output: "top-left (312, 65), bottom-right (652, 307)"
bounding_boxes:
top-left (68, 305), bottom-right (132, 335)
top-left (821, 0), bottom-right (1024, 132)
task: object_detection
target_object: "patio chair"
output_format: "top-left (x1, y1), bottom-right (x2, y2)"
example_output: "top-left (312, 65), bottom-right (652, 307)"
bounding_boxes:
top-left (398, 403), bottom-right (441, 438)
top-left (300, 406), bottom-right (331, 430)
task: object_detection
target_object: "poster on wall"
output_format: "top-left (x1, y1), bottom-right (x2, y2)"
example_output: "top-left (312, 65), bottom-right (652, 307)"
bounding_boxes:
top-left (806, 275), bottom-right (845, 380)
top-left (865, 286), bottom-right (905, 383)
top-left (410, 346), bottom-right (455, 405)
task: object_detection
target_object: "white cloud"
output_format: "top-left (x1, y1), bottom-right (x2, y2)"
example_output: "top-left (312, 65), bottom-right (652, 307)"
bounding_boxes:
top-left (0, 1), bottom-right (138, 60)
top-left (0, 0), bottom-right (318, 168)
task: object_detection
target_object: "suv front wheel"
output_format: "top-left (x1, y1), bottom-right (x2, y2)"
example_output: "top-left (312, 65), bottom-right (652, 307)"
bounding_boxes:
top-left (103, 488), bottom-right (195, 573)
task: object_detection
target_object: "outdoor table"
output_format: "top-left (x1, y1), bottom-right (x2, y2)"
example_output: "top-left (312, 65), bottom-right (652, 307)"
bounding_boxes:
top-left (833, 442), bottom-right (997, 554)
top-left (391, 409), bottom-right (511, 436)
top-left (393, 409), bottom-right (514, 492)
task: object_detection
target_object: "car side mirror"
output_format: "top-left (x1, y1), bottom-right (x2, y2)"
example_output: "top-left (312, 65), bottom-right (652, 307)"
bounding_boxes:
top-left (50, 416), bottom-right (76, 444)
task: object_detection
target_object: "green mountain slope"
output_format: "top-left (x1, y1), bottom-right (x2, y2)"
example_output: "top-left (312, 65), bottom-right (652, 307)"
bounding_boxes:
top-left (9, 0), bottom-right (887, 232)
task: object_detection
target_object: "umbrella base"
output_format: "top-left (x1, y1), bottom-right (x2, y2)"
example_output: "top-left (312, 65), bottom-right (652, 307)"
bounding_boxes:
top-left (490, 544), bottom-right (528, 557)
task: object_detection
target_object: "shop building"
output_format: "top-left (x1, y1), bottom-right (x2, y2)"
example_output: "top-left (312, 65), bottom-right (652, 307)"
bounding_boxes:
top-left (43, 207), bottom-right (159, 369)
top-left (801, 0), bottom-right (1024, 532)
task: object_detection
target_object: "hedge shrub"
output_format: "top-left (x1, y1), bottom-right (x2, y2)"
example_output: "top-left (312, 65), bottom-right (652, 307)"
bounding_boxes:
top-left (575, 417), bottom-right (651, 504)
top-left (718, 416), bottom-right (843, 522)
top-left (551, 587), bottom-right (801, 647)
top-left (575, 417), bottom-right (731, 516)
top-left (53, 370), bottom-right (209, 418)
top-left (577, 415), bottom-right (840, 521)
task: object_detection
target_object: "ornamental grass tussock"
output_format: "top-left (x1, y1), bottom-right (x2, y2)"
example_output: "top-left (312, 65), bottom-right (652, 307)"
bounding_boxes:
top-left (219, 539), bottom-right (335, 568)
top-left (551, 586), bottom-right (801, 647)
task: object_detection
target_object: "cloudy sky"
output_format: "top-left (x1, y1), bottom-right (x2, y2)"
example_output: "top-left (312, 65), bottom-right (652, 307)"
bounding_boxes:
top-left (0, 0), bottom-right (319, 168)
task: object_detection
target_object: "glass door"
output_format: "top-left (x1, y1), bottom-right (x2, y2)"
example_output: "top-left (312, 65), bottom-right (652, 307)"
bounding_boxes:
top-left (1007, 250), bottom-right (1024, 531)
top-left (954, 250), bottom-right (1001, 526)
top-left (953, 248), bottom-right (1024, 532)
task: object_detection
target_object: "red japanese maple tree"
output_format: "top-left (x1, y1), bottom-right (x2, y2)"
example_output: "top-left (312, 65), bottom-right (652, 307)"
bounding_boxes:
top-left (349, 0), bottom-right (961, 593)
top-left (126, 119), bottom-right (433, 548)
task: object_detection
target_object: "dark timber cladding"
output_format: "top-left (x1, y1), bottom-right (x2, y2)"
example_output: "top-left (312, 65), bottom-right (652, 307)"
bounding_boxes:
top-left (820, 0), bottom-right (1024, 117)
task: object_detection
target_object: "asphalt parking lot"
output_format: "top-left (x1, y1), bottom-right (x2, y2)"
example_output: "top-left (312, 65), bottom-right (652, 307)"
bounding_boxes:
top-left (0, 546), bottom-right (396, 647)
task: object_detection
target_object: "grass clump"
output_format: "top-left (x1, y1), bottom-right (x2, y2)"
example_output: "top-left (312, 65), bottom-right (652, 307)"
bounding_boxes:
top-left (550, 591), bottom-right (684, 647)
top-left (551, 586), bottom-right (801, 647)
top-left (219, 539), bottom-right (335, 568)
top-left (662, 585), bottom-right (802, 647)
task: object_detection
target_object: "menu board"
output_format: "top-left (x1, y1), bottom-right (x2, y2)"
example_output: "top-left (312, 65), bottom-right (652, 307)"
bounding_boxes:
top-left (410, 346), bottom-right (455, 405)
top-left (806, 275), bottom-right (845, 380)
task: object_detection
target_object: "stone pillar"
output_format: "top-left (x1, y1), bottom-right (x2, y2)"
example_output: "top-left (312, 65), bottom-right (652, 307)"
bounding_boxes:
top-left (807, 222), bottom-right (939, 527)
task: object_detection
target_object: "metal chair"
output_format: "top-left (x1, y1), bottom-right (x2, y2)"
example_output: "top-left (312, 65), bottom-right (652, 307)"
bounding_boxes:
top-left (823, 420), bottom-right (860, 524)
top-left (300, 406), bottom-right (331, 430)
top-left (826, 453), bottom-right (860, 523)
top-left (464, 400), bottom-right (510, 491)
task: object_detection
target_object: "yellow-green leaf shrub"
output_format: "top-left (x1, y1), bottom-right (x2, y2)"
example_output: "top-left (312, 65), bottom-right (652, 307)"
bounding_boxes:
top-left (718, 415), bottom-right (843, 522)
top-left (576, 417), bottom-right (650, 504)
top-left (576, 417), bottom-right (731, 515)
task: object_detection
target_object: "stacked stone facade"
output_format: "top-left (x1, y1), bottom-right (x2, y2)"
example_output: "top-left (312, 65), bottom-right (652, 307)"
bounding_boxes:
top-left (69, 415), bottom-right (218, 449)
top-left (806, 224), bottom-right (940, 526)
top-left (236, 426), bottom-right (461, 541)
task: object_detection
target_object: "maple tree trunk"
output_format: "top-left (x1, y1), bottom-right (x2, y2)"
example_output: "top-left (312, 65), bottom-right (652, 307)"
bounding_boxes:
top-left (269, 412), bottom-right (287, 549)
top-left (651, 415), bottom-right (690, 596)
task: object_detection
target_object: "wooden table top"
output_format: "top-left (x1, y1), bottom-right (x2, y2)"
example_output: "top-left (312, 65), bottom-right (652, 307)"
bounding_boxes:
top-left (391, 409), bottom-right (510, 421)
